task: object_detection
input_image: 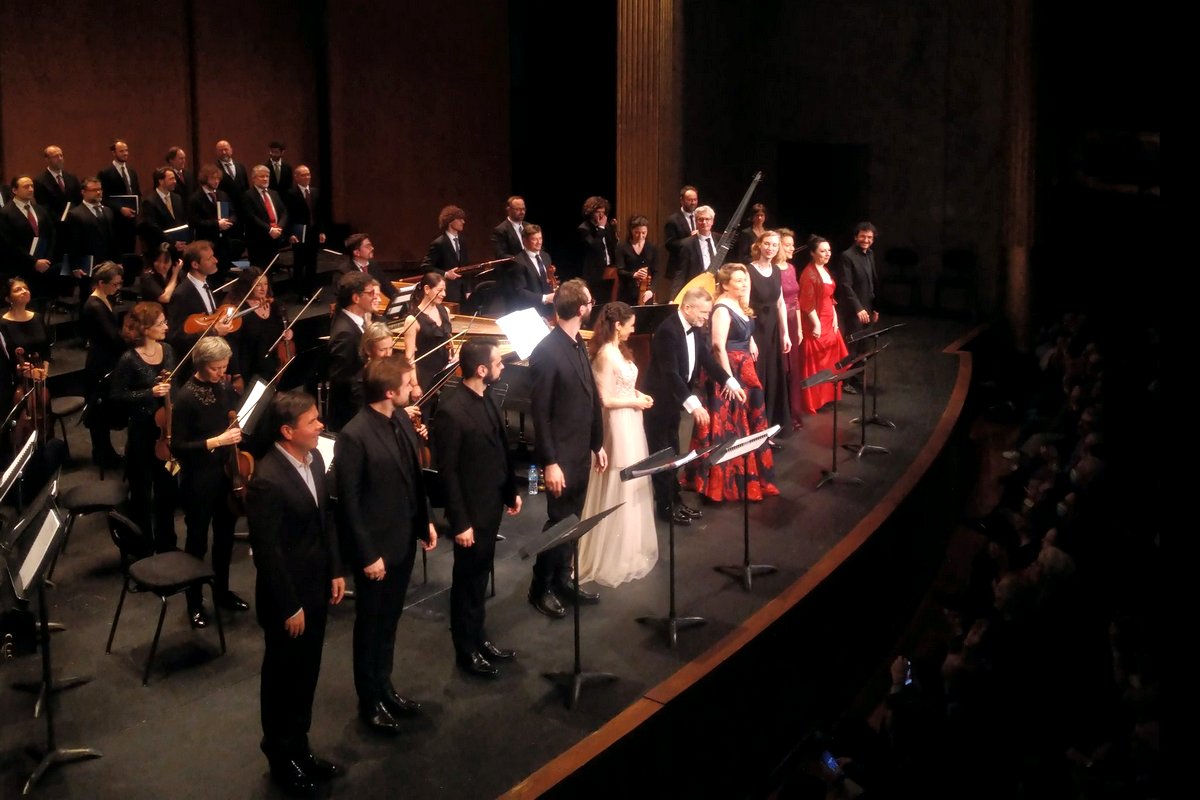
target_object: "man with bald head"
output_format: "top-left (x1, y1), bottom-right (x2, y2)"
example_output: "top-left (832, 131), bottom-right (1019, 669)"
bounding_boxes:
top-left (284, 164), bottom-right (326, 299)
top-left (98, 138), bottom-right (141, 256)
top-left (215, 139), bottom-right (250, 200)
top-left (34, 145), bottom-right (83, 222)
top-left (166, 146), bottom-right (192, 201)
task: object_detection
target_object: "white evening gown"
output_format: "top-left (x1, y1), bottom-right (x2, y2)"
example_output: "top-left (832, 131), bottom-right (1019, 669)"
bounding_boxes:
top-left (577, 347), bottom-right (658, 587)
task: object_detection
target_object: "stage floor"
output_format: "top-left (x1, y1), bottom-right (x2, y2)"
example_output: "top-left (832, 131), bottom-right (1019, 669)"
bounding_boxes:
top-left (1, 314), bottom-right (970, 799)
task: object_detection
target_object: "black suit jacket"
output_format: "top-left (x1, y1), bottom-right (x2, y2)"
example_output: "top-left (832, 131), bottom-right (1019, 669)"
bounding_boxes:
top-left (490, 220), bottom-right (523, 259)
top-left (66, 203), bottom-right (118, 262)
top-left (335, 407), bottom-right (431, 570)
top-left (171, 168), bottom-right (194, 204)
top-left (678, 234), bottom-right (718, 284)
top-left (326, 311), bottom-right (365, 430)
top-left (137, 191), bottom-right (185, 252)
top-left (835, 246), bottom-right (878, 316)
top-left (242, 187), bottom-right (289, 256)
top-left (643, 312), bottom-right (731, 425)
top-left (501, 249), bottom-right (553, 315)
top-left (267, 160), bottom-right (293, 194)
top-left (166, 276), bottom-right (215, 356)
top-left (247, 447), bottom-right (341, 627)
top-left (420, 233), bottom-right (467, 274)
top-left (432, 385), bottom-right (516, 537)
top-left (187, 187), bottom-right (237, 244)
top-left (338, 261), bottom-right (397, 301)
top-left (0, 202), bottom-right (55, 282)
top-left (663, 210), bottom-right (693, 279)
top-left (33, 169), bottom-right (83, 221)
top-left (530, 326), bottom-right (603, 478)
top-left (98, 163), bottom-right (141, 205)
top-left (283, 185), bottom-right (323, 234)
top-left (577, 220), bottom-right (618, 288)
top-left (217, 161), bottom-right (249, 199)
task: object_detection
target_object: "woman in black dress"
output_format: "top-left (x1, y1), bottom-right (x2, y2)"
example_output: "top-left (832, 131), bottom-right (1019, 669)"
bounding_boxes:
top-left (138, 242), bottom-right (184, 304)
top-left (81, 262), bottom-right (127, 467)
top-left (0, 278), bottom-right (52, 377)
top-left (225, 267), bottom-right (290, 383)
top-left (613, 215), bottom-right (659, 306)
top-left (402, 272), bottom-right (453, 415)
top-left (110, 302), bottom-right (179, 552)
top-left (747, 230), bottom-right (793, 440)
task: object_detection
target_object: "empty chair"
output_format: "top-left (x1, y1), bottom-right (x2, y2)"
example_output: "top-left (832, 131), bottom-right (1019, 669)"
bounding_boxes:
top-left (105, 511), bottom-right (226, 685)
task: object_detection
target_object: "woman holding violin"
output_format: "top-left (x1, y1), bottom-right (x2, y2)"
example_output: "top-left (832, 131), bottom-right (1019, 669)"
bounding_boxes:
top-left (110, 302), bottom-right (179, 553)
top-left (1, 278), bottom-right (52, 452)
top-left (402, 272), bottom-right (454, 417)
top-left (81, 262), bottom-right (127, 468)
top-left (226, 267), bottom-right (293, 383)
top-left (171, 336), bottom-right (250, 628)
top-left (613, 215), bottom-right (659, 306)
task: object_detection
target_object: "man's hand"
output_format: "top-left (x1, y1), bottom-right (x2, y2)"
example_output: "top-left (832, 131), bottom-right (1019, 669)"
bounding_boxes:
top-left (544, 463), bottom-right (566, 496)
top-left (871, 311), bottom-right (880, 324)
top-left (364, 557), bottom-right (386, 580)
top-left (218, 218), bottom-right (233, 231)
top-left (421, 523), bottom-right (438, 551)
top-left (594, 447), bottom-right (608, 473)
top-left (120, 207), bottom-right (135, 218)
top-left (857, 309), bottom-right (870, 324)
top-left (445, 268), bottom-right (461, 280)
top-left (506, 495), bottom-right (523, 516)
top-left (284, 609), bottom-right (305, 638)
top-left (455, 527), bottom-right (475, 548)
top-left (269, 226), bottom-right (282, 239)
top-left (692, 406), bottom-right (710, 428)
top-left (35, 259), bottom-right (51, 273)
top-left (330, 577), bottom-right (346, 605)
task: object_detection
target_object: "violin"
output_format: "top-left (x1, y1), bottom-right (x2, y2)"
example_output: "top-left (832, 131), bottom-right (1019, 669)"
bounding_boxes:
top-left (153, 369), bottom-right (180, 474)
top-left (546, 262), bottom-right (560, 290)
top-left (11, 347), bottom-right (49, 448)
top-left (637, 268), bottom-right (653, 305)
top-left (406, 405), bottom-right (432, 469)
top-left (183, 299), bottom-right (272, 336)
top-left (275, 302), bottom-right (296, 365)
top-left (224, 410), bottom-right (254, 516)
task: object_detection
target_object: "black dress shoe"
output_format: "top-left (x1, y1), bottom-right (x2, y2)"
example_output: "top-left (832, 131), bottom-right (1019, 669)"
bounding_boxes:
top-left (359, 702), bottom-right (402, 733)
top-left (659, 509), bottom-right (692, 526)
top-left (554, 582), bottom-right (600, 604)
top-left (270, 758), bottom-right (316, 797)
top-left (528, 587), bottom-right (567, 618)
top-left (217, 591), bottom-right (250, 612)
top-left (383, 689), bottom-right (422, 716)
top-left (678, 502), bottom-right (703, 519)
top-left (457, 651), bottom-right (500, 678)
top-left (189, 608), bottom-right (209, 629)
top-left (481, 640), bottom-right (517, 660)
top-left (297, 752), bottom-right (342, 781)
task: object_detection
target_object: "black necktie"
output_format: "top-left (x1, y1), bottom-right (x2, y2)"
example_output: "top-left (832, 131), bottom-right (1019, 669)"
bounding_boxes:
top-left (535, 253), bottom-right (546, 280)
top-left (203, 284), bottom-right (216, 312)
top-left (707, 238), bottom-right (716, 259)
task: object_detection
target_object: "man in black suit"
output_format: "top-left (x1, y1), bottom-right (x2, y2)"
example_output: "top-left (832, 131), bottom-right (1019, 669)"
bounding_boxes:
top-left (489, 195), bottom-right (526, 258)
top-left (0, 176), bottom-right (55, 299)
top-left (243, 165), bottom-right (288, 268)
top-left (527, 279), bottom-right (607, 618)
top-left (500, 223), bottom-right (555, 317)
top-left (266, 141), bottom-right (294, 195)
top-left (342, 233), bottom-right (397, 302)
top-left (167, 241), bottom-right (235, 372)
top-left (577, 195), bottom-right (618, 309)
top-left (284, 164), bottom-right (326, 300)
top-left (215, 139), bottom-right (250, 201)
top-left (642, 286), bottom-right (746, 526)
top-left (63, 177), bottom-right (117, 294)
top-left (189, 163), bottom-right (239, 273)
top-left (335, 356), bottom-right (437, 733)
top-left (247, 390), bottom-right (346, 795)
top-left (664, 185), bottom-right (699, 296)
top-left (419, 204), bottom-right (468, 303)
top-left (137, 167), bottom-right (186, 260)
top-left (33, 145), bottom-right (83, 223)
top-left (835, 222), bottom-right (881, 392)
top-left (326, 271), bottom-right (378, 432)
top-left (165, 146), bottom-right (192, 202)
top-left (98, 139), bottom-right (141, 257)
top-left (432, 338), bottom-right (521, 677)
top-left (677, 205), bottom-right (720, 289)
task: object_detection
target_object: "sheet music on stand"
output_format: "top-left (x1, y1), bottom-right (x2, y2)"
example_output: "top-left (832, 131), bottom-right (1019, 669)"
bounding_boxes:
top-left (495, 308), bottom-right (552, 360)
top-left (236, 380), bottom-right (271, 430)
top-left (386, 284), bottom-right (416, 317)
top-left (13, 508), bottom-right (62, 600)
top-left (712, 424), bottom-right (780, 465)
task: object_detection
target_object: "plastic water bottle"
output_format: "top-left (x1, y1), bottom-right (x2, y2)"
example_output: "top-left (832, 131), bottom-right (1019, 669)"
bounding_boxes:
top-left (527, 464), bottom-right (539, 495)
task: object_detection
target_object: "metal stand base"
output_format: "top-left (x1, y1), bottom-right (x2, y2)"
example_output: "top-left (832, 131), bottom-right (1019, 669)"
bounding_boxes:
top-left (12, 674), bottom-right (93, 719)
top-left (24, 746), bottom-right (103, 796)
top-left (843, 442), bottom-right (890, 460)
top-left (851, 414), bottom-right (896, 429)
top-left (542, 669), bottom-right (618, 710)
top-left (714, 563), bottom-right (778, 592)
top-left (636, 615), bottom-right (706, 648)
top-left (817, 469), bottom-right (865, 490)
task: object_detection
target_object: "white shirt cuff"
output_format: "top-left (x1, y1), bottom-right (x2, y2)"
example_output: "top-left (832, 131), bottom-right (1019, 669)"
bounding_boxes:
top-left (287, 608), bottom-right (303, 621)
top-left (683, 395), bottom-right (701, 413)
top-left (725, 377), bottom-right (742, 392)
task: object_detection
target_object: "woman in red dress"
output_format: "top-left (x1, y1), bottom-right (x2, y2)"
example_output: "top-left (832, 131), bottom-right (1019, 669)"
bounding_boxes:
top-left (798, 236), bottom-right (849, 414)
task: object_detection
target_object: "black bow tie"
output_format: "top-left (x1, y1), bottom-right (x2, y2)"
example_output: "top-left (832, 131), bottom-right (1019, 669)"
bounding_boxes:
top-left (686, 326), bottom-right (699, 336)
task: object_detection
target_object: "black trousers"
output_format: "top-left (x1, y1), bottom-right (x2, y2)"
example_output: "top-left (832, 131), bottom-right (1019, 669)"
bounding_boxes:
top-left (351, 547), bottom-right (416, 709)
top-left (181, 463), bottom-right (237, 606)
top-left (644, 409), bottom-right (681, 517)
top-left (292, 241), bottom-right (318, 296)
top-left (533, 459), bottom-right (589, 588)
top-left (260, 602), bottom-right (328, 763)
top-left (126, 421), bottom-right (178, 553)
top-left (451, 526), bottom-right (498, 656)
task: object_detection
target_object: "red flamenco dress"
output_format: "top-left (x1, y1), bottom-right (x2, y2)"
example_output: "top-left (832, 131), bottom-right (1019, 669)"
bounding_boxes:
top-left (797, 263), bottom-right (850, 413)
top-left (683, 302), bottom-right (780, 502)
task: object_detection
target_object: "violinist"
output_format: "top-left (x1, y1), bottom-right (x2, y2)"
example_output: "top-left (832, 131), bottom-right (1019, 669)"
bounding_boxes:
top-left (137, 242), bottom-right (184, 304)
top-left (614, 215), bottom-right (659, 306)
top-left (171, 336), bottom-right (249, 628)
top-left (166, 240), bottom-right (235, 385)
top-left (358, 322), bottom-right (427, 443)
top-left (110, 302), bottom-right (178, 552)
top-left (81, 262), bottom-right (126, 469)
top-left (0, 278), bottom-right (51, 381)
top-left (226, 267), bottom-right (291, 383)
top-left (501, 223), bottom-right (556, 318)
top-left (326, 271), bottom-right (377, 432)
top-left (401, 272), bottom-right (454, 417)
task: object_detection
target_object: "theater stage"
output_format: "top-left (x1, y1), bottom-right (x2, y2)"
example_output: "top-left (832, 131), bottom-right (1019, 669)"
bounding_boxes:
top-left (1, 314), bottom-right (972, 799)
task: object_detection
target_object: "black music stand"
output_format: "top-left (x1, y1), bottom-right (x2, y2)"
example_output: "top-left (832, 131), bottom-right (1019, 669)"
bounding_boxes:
top-left (846, 322), bottom-right (906, 429)
top-left (712, 425), bottom-right (781, 591)
top-left (623, 441), bottom-right (731, 646)
top-left (802, 368), bottom-right (866, 489)
top-left (838, 347), bottom-right (890, 460)
top-left (521, 504), bottom-right (623, 709)
top-left (6, 504), bottom-right (102, 794)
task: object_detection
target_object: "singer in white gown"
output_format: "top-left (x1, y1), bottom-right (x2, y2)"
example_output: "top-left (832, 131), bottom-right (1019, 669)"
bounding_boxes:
top-left (578, 302), bottom-right (658, 587)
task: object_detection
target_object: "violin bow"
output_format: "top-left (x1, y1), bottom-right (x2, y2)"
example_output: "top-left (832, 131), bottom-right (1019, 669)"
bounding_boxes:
top-left (264, 291), bottom-right (321, 357)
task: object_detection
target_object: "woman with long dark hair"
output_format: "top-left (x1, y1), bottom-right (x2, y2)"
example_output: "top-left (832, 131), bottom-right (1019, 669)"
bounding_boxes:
top-left (797, 236), bottom-right (850, 414)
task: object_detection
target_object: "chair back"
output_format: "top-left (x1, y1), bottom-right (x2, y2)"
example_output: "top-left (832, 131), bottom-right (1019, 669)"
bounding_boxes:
top-left (466, 280), bottom-right (503, 317)
top-left (107, 511), bottom-right (155, 570)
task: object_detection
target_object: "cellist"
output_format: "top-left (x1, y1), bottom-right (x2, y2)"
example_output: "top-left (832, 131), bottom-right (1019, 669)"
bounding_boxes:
top-left (110, 302), bottom-right (179, 553)
top-left (171, 336), bottom-right (249, 628)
